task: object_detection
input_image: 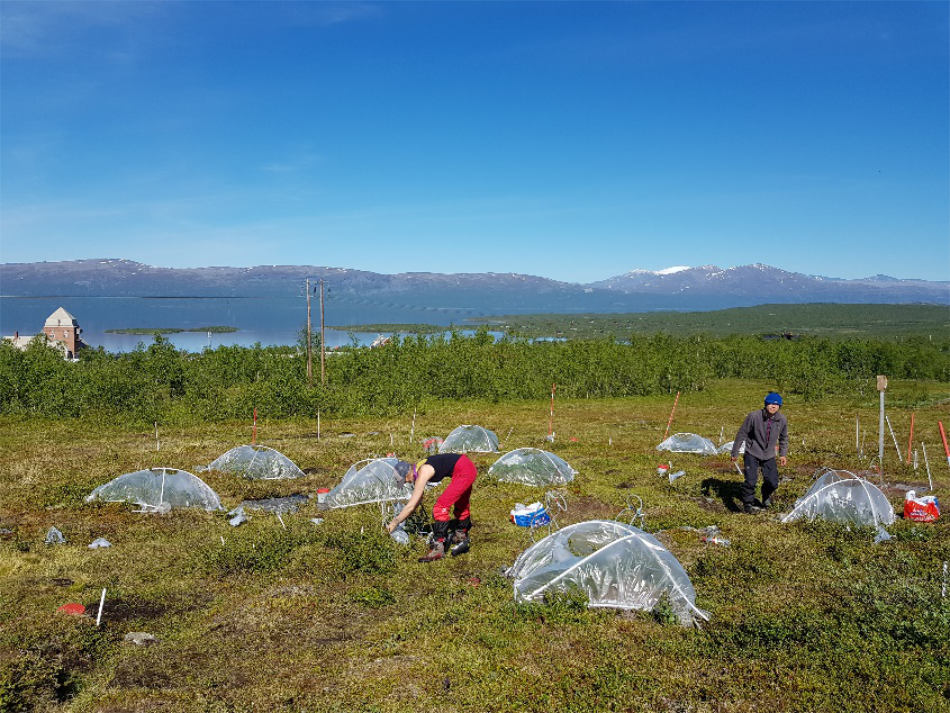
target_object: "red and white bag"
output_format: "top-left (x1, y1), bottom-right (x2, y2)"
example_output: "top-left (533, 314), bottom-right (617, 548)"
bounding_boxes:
top-left (903, 491), bottom-right (940, 522)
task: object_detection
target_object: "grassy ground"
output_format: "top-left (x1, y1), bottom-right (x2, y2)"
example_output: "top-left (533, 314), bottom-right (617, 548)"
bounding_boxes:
top-left (2, 379), bottom-right (948, 713)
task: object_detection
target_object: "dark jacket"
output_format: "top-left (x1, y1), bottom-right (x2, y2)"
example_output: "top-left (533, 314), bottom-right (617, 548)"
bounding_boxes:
top-left (732, 408), bottom-right (788, 461)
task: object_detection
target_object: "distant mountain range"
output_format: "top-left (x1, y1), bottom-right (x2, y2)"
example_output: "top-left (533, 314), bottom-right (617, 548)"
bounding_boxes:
top-left (1, 259), bottom-right (947, 313)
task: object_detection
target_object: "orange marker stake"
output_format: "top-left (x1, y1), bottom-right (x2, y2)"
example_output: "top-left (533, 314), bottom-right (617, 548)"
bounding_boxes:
top-left (939, 421), bottom-right (949, 469)
top-left (663, 391), bottom-right (681, 440)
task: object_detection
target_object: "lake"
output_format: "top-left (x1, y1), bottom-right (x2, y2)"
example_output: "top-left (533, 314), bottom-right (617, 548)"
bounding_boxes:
top-left (0, 296), bottom-right (492, 352)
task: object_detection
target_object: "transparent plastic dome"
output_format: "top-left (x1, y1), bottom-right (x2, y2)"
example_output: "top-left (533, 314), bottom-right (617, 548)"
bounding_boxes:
top-left (656, 433), bottom-right (718, 456)
top-left (206, 445), bottom-right (304, 480)
top-left (489, 448), bottom-right (576, 486)
top-left (781, 469), bottom-right (895, 527)
top-left (439, 425), bottom-right (499, 453)
top-left (86, 468), bottom-right (222, 511)
top-left (508, 519), bottom-right (708, 625)
top-left (324, 458), bottom-right (413, 509)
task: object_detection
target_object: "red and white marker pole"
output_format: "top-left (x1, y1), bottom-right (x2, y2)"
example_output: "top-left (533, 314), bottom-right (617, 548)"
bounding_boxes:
top-left (939, 421), bottom-right (949, 470)
top-left (663, 391), bottom-right (681, 440)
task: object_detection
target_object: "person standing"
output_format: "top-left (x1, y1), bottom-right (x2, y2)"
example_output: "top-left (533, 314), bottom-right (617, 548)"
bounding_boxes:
top-left (731, 392), bottom-right (788, 514)
top-left (386, 453), bottom-right (477, 561)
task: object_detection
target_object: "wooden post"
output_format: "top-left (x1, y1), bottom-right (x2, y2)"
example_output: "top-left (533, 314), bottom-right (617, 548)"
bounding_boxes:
top-left (663, 391), bottom-right (681, 440)
top-left (252, 408), bottom-right (257, 445)
top-left (548, 383), bottom-right (556, 437)
top-left (306, 278), bottom-right (313, 386)
top-left (320, 280), bottom-right (326, 386)
top-left (877, 376), bottom-right (887, 473)
top-left (906, 412), bottom-right (915, 463)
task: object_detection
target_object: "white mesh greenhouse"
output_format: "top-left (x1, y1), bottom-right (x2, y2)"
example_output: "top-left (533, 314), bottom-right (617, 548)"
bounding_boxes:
top-left (781, 469), bottom-right (895, 527)
top-left (205, 445), bottom-right (304, 480)
top-left (323, 458), bottom-right (414, 509)
top-left (439, 425), bottom-right (499, 453)
top-left (656, 433), bottom-right (719, 456)
top-left (86, 468), bottom-right (222, 511)
top-left (489, 448), bottom-right (576, 486)
top-left (508, 519), bottom-right (708, 625)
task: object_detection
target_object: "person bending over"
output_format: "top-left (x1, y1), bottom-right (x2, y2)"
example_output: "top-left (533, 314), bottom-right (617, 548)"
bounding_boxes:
top-left (386, 453), bottom-right (477, 562)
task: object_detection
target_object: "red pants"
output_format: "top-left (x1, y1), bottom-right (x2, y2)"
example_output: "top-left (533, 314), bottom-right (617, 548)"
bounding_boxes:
top-left (432, 455), bottom-right (477, 522)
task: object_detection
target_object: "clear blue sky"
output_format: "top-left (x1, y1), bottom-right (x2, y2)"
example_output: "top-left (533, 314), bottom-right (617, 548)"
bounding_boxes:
top-left (1, 1), bottom-right (947, 283)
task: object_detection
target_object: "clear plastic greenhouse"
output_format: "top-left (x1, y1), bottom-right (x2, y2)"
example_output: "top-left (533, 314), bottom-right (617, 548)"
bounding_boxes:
top-left (86, 468), bottom-right (222, 512)
top-left (488, 448), bottom-right (576, 486)
top-left (439, 425), bottom-right (499, 453)
top-left (717, 440), bottom-right (745, 455)
top-left (656, 433), bottom-right (719, 456)
top-left (323, 458), bottom-right (414, 509)
top-left (781, 469), bottom-right (895, 527)
top-left (507, 519), bottom-right (708, 625)
top-left (205, 445), bottom-right (304, 480)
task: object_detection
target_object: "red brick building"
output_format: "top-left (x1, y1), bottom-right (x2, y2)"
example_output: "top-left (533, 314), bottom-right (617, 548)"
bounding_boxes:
top-left (43, 307), bottom-right (83, 358)
top-left (4, 307), bottom-right (85, 359)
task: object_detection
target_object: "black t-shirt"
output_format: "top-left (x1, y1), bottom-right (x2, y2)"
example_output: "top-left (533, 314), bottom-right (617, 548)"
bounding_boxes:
top-left (422, 453), bottom-right (463, 483)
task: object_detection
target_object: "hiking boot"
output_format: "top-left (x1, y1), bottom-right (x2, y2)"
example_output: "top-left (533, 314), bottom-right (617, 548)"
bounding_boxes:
top-left (418, 540), bottom-right (445, 562)
top-left (450, 537), bottom-right (470, 557)
top-left (744, 503), bottom-right (762, 515)
top-left (762, 497), bottom-right (773, 509)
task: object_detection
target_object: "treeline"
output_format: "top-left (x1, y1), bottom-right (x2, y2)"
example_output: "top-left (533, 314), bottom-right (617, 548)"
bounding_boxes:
top-left (1, 331), bottom-right (947, 422)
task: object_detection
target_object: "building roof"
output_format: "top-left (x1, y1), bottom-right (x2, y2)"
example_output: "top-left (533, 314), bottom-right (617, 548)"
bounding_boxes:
top-left (45, 307), bottom-right (78, 328)
top-left (3, 335), bottom-right (37, 350)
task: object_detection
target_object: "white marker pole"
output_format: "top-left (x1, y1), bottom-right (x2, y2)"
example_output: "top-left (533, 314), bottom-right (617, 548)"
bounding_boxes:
top-left (922, 443), bottom-right (933, 492)
top-left (885, 415), bottom-right (903, 464)
top-left (96, 588), bottom-right (106, 627)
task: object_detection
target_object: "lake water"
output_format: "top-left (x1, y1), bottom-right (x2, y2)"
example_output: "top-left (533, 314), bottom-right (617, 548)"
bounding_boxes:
top-left (0, 296), bottom-right (495, 353)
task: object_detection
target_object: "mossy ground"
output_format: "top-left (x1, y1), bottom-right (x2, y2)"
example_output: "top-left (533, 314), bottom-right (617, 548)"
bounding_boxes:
top-left (2, 379), bottom-right (948, 712)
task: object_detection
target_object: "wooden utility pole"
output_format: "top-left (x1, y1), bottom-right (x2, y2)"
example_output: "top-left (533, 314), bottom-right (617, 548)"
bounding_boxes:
top-left (320, 279), bottom-right (326, 385)
top-left (306, 278), bottom-right (313, 386)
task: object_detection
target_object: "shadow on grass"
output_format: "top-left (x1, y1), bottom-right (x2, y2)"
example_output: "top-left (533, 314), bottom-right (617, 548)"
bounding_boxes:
top-left (701, 477), bottom-right (744, 513)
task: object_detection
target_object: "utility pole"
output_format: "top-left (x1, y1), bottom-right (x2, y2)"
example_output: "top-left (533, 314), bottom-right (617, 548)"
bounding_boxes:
top-left (306, 278), bottom-right (313, 386)
top-left (320, 279), bottom-right (326, 386)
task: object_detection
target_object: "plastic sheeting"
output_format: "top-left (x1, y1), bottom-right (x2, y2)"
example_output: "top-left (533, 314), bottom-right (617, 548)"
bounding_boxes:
top-left (439, 425), bottom-right (499, 453)
top-left (85, 468), bottom-right (222, 511)
top-left (656, 433), bottom-right (718, 456)
top-left (205, 445), bottom-right (304, 480)
top-left (324, 458), bottom-right (413, 509)
top-left (508, 519), bottom-right (708, 625)
top-left (489, 448), bottom-right (576, 486)
top-left (717, 440), bottom-right (745, 455)
top-left (781, 469), bottom-right (896, 527)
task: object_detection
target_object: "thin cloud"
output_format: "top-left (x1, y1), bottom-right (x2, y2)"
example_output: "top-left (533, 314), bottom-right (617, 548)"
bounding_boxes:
top-left (0, 1), bottom-right (164, 59)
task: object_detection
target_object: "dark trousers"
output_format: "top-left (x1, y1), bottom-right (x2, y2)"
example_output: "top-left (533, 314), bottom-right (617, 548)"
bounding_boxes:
top-left (741, 454), bottom-right (779, 505)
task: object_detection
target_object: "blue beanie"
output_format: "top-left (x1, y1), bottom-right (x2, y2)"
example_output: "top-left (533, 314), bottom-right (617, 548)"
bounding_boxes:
top-left (764, 392), bottom-right (783, 406)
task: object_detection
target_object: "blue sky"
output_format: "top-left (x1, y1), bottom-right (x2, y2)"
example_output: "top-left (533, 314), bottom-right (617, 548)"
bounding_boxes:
top-left (1, 1), bottom-right (947, 283)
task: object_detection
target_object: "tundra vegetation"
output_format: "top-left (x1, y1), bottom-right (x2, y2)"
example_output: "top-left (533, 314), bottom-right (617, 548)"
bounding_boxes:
top-left (0, 327), bottom-right (948, 712)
